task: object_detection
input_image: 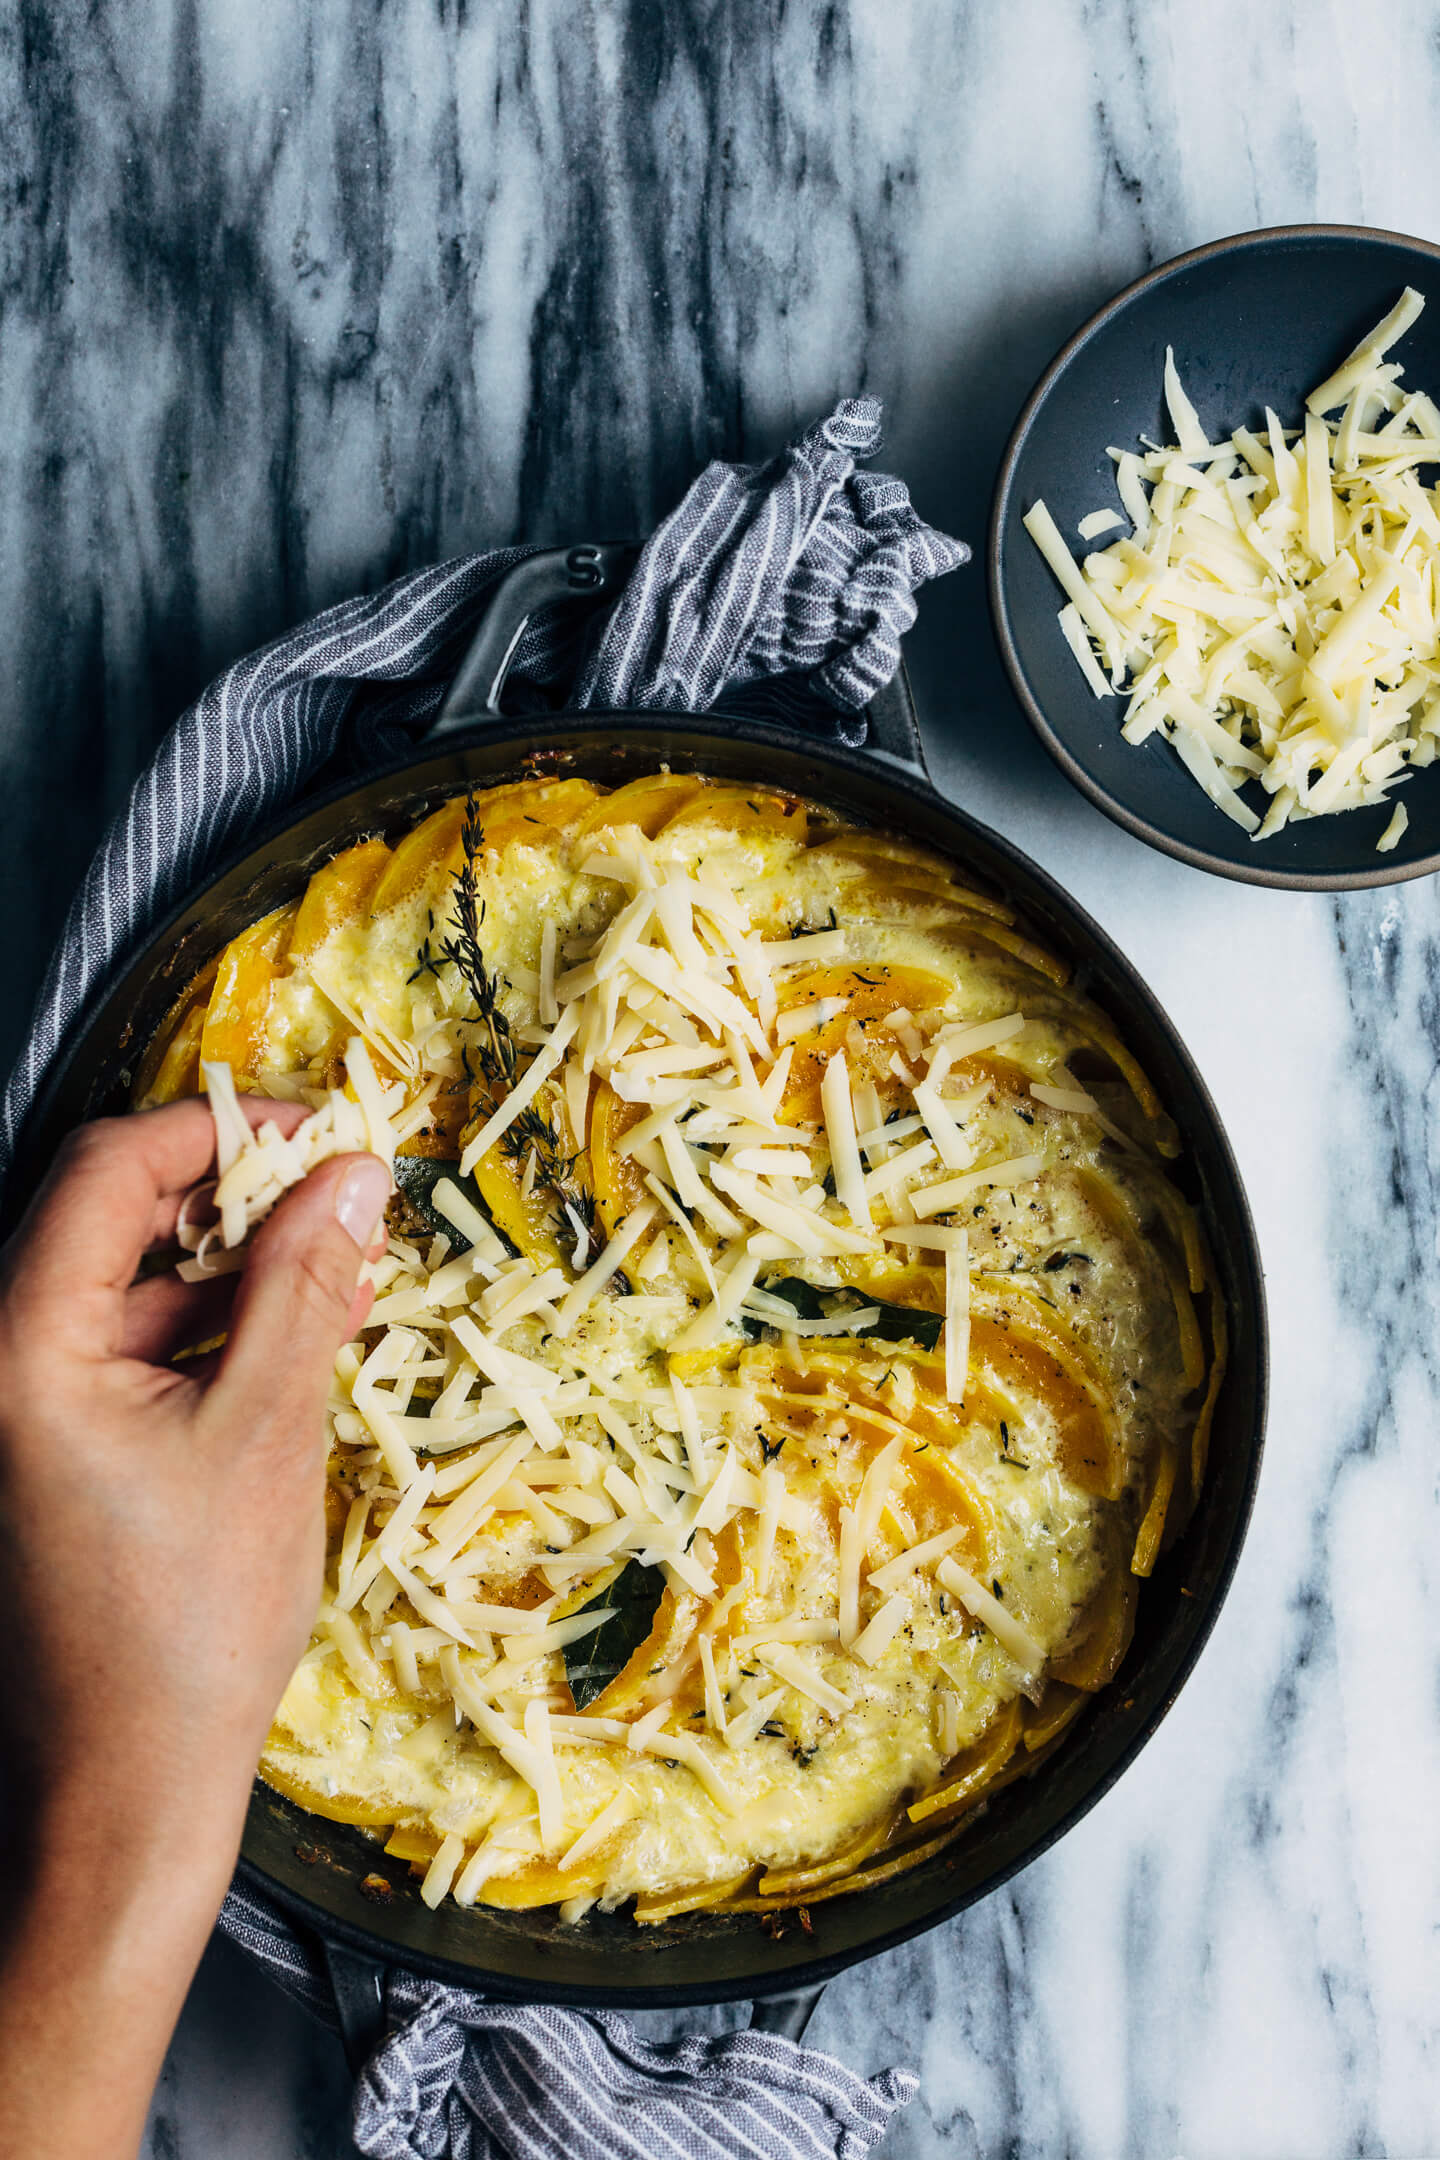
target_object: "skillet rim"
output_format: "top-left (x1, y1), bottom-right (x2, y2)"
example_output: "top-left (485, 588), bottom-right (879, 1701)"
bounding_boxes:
top-left (8, 708), bottom-right (1268, 2005)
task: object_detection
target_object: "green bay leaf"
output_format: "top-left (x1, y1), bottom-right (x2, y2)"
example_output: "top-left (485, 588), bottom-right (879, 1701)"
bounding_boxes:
top-left (762, 1275), bottom-right (943, 1352)
top-left (390, 1155), bottom-right (488, 1252)
top-left (563, 1560), bottom-right (668, 1710)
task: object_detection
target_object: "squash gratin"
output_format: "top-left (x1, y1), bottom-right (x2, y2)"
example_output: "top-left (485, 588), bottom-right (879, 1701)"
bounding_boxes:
top-left (135, 773), bottom-right (1224, 1922)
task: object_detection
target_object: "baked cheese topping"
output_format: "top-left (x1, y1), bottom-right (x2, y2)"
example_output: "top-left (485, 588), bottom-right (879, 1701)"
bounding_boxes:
top-left (1027, 287), bottom-right (1438, 849)
top-left (138, 774), bottom-right (1221, 1921)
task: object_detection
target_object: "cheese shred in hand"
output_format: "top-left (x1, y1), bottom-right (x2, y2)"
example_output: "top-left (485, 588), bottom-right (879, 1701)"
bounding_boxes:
top-left (177, 1044), bottom-right (402, 1279)
top-left (1026, 287), bottom-right (1440, 850)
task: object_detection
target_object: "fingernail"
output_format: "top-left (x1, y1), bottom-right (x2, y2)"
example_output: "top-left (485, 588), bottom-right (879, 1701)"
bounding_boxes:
top-left (334, 1156), bottom-right (393, 1251)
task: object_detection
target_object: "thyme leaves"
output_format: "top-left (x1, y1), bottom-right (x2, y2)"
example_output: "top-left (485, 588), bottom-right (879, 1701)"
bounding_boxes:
top-left (439, 796), bottom-right (518, 1102)
top-left (437, 793), bottom-right (597, 1248)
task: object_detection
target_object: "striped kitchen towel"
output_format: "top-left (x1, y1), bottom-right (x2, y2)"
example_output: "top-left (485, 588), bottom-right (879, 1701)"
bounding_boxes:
top-left (223, 1878), bottom-right (918, 2160)
top-left (4, 396), bottom-right (964, 2156)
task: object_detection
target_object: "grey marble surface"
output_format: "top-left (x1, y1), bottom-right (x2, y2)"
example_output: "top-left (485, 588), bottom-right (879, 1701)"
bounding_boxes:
top-left (4, 2), bottom-right (1438, 2155)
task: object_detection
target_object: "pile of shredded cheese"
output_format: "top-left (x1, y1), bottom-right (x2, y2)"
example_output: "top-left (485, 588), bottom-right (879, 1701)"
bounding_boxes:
top-left (176, 1040), bottom-right (427, 1278)
top-left (1026, 286), bottom-right (1440, 849)
top-left (154, 779), bottom-right (1213, 1916)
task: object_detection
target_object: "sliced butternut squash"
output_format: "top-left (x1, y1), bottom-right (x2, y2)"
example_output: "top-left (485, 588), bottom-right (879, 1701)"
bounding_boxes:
top-left (968, 1283), bottom-right (1123, 1501)
top-left (655, 781), bottom-right (807, 846)
top-left (1130, 1444), bottom-right (1180, 1578)
top-left (575, 773), bottom-right (706, 839)
top-left (739, 1343), bottom-right (996, 1571)
top-left (469, 1138), bottom-right (571, 1271)
top-left (589, 1083), bottom-right (650, 1240)
top-left (370, 798), bottom-right (469, 917)
top-left (757, 1806), bottom-right (902, 1896)
top-left (634, 1872), bottom-right (756, 1922)
top-left (586, 1588), bottom-right (704, 1720)
top-left (907, 1698), bottom-right (1024, 1826)
top-left (199, 904), bottom-right (298, 1084)
top-left (133, 956), bottom-right (220, 1107)
top-left (288, 836), bottom-right (392, 966)
top-left (258, 1759), bottom-right (403, 1828)
top-left (474, 778), bottom-right (601, 857)
top-left (771, 963), bottom-right (952, 1124)
top-left (1021, 1680), bottom-right (1088, 1752)
top-left (718, 1822), bottom-right (960, 1912)
top-left (1049, 1562), bottom-right (1138, 1690)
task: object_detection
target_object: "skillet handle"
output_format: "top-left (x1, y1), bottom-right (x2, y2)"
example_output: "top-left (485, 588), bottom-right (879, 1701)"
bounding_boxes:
top-left (425, 537), bottom-right (930, 777)
top-left (428, 542), bottom-right (640, 738)
top-left (747, 1982), bottom-right (826, 2042)
top-left (323, 1937), bottom-right (389, 2074)
top-left (862, 662), bottom-right (927, 776)
top-left (320, 1930), bottom-right (823, 2060)
top-left (320, 1929), bottom-right (824, 2062)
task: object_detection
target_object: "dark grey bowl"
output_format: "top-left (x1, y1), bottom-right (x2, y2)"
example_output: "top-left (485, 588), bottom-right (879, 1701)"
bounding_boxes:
top-left (990, 224), bottom-right (1440, 889)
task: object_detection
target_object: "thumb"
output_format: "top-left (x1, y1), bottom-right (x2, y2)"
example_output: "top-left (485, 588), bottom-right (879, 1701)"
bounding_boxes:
top-left (207, 1153), bottom-right (391, 1445)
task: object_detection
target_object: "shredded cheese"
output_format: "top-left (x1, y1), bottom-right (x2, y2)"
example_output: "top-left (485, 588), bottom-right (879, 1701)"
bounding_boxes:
top-left (1028, 287), bottom-right (1440, 849)
top-left (937, 1557), bottom-right (1045, 1677)
top-left (181, 1046), bottom-right (400, 1277)
top-left (459, 1007), bottom-right (580, 1174)
top-left (868, 1525), bottom-right (969, 1594)
top-left (851, 1591), bottom-right (911, 1667)
top-left (913, 1154), bottom-right (1044, 1218)
top-left (754, 1643), bottom-right (853, 1717)
top-left (943, 1233), bottom-right (971, 1405)
top-left (552, 1201), bottom-right (660, 1337)
top-left (558, 1789), bottom-right (632, 1872)
top-left (420, 1831), bottom-right (467, 1908)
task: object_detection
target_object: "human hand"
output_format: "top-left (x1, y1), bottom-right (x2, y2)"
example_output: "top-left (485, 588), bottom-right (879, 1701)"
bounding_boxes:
top-left (0, 1097), bottom-right (389, 2159)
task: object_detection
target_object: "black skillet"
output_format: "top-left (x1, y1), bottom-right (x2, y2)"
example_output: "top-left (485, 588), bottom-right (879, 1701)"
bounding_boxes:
top-left (7, 545), bottom-right (1267, 2061)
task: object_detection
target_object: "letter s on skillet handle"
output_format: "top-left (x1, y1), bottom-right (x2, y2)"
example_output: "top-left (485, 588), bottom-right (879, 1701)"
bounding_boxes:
top-left (426, 542), bottom-right (641, 739)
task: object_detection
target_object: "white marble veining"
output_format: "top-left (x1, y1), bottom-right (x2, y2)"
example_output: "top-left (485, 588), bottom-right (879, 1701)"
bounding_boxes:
top-left (5, 1), bottom-right (1436, 2154)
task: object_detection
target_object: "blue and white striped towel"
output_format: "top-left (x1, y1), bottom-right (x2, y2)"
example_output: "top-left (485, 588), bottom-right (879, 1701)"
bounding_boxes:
top-left (4, 396), bottom-right (967, 2156)
top-left (223, 1879), bottom-right (917, 2160)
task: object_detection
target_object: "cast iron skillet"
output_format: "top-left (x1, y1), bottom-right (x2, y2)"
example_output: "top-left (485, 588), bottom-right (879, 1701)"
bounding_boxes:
top-left (8, 546), bottom-right (1268, 2060)
top-left (991, 223), bottom-right (1440, 889)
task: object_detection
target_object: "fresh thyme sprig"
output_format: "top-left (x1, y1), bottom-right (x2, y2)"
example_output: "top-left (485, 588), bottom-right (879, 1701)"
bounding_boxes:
top-left (407, 909), bottom-right (446, 986)
top-left (499, 1106), bottom-right (598, 1249)
top-left (437, 794), bottom-right (518, 1097)
top-left (427, 792), bottom-right (598, 1249)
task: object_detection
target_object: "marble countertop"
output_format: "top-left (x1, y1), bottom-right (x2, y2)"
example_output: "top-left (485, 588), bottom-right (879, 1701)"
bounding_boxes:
top-left (5, 3), bottom-right (1437, 2155)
